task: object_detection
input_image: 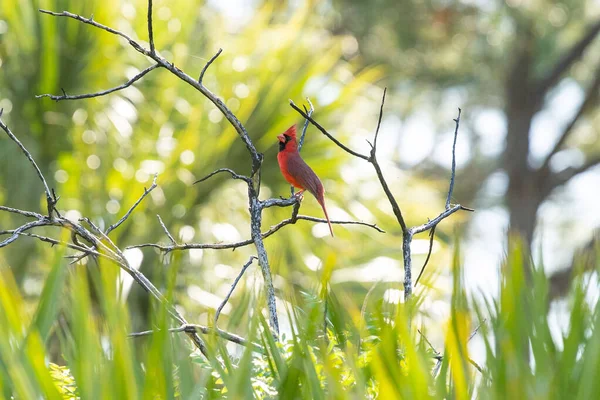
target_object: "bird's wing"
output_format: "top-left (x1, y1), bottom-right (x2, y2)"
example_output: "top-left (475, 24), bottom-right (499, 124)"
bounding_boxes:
top-left (285, 155), bottom-right (324, 198)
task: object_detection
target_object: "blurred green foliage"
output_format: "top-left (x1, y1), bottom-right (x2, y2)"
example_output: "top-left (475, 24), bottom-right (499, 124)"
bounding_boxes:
top-left (8, 0), bottom-right (599, 397)
top-left (1, 238), bottom-right (599, 398)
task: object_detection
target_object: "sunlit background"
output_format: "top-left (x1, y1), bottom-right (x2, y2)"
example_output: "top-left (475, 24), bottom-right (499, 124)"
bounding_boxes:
top-left (1, 0), bottom-right (600, 365)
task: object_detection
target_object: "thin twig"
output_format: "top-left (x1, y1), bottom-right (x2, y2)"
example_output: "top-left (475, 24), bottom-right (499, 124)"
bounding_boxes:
top-left (468, 319), bottom-right (486, 342)
top-left (80, 217), bottom-right (120, 256)
top-left (0, 205), bottom-right (44, 219)
top-left (106, 174), bottom-right (158, 235)
top-left (367, 90), bottom-right (407, 232)
top-left (128, 323), bottom-right (263, 352)
top-left (198, 48), bottom-right (223, 83)
top-left (0, 220), bottom-right (49, 248)
top-left (0, 230), bottom-right (106, 261)
top-left (411, 204), bottom-right (473, 236)
top-left (193, 167), bottom-right (251, 185)
top-left (536, 19), bottom-right (600, 96)
top-left (372, 88), bottom-right (386, 150)
top-left (297, 98), bottom-right (314, 153)
top-left (157, 214), bottom-right (176, 245)
top-left (38, 10), bottom-right (150, 55)
top-left (539, 66), bottom-right (600, 174)
top-left (289, 100), bottom-right (369, 161)
top-left (0, 111), bottom-right (56, 217)
top-left (415, 225), bottom-right (436, 287)
top-left (261, 195), bottom-right (300, 209)
top-left (215, 256), bottom-right (257, 326)
top-left (128, 215), bottom-right (384, 252)
top-left (36, 64), bottom-right (161, 101)
top-left (445, 108), bottom-right (461, 210)
top-left (147, 0), bottom-right (155, 54)
top-left (292, 98), bottom-right (315, 195)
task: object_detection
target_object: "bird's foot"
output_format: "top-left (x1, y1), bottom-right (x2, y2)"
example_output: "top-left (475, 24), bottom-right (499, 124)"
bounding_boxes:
top-left (293, 190), bottom-right (305, 202)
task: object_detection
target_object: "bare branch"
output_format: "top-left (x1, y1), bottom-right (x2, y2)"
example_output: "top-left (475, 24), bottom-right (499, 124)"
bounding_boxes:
top-left (0, 219), bottom-right (49, 248)
top-left (402, 232), bottom-right (414, 299)
top-left (536, 19), bottom-right (600, 96)
top-left (371, 159), bottom-right (408, 233)
top-left (147, 0), bottom-right (155, 54)
top-left (291, 91), bottom-right (472, 301)
top-left (0, 113), bottom-right (57, 217)
top-left (446, 108), bottom-right (461, 210)
top-left (247, 196), bottom-right (278, 335)
top-left (36, 64), bottom-right (161, 101)
top-left (548, 155), bottom-right (600, 190)
top-left (38, 10), bottom-right (151, 56)
top-left (368, 90), bottom-right (408, 234)
top-left (129, 323), bottom-right (263, 352)
top-left (198, 48), bottom-right (223, 83)
top-left (1, 230), bottom-right (118, 265)
top-left (106, 174), bottom-right (158, 235)
top-left (411, 204), bottom-right (473, 236)
top-left (128, 214), bottom-right (384, 252)
top-left (129, 239), bottom-right (253, 252)
top-left (156, 214), bottom-right (176, 245)
top-left (293, 215), bottom-right (384, 232)
top-left (291, 91), bottom-right (407, 233)
top-left (539, 66), bottom-right (600, 174)
top-left (215, 256), bottom-right (257, 326)
top-left (297, 98), bottom-right (315, 153)
top-left (193, 168), bottom-right (251, 185)
top-left (39, 9), bottom-right (262, 175)
top-left (372, 88), bottom-right (386, 150)
top-left (80, 217), bottom-right (121, 256)
top-left (261, 195), bottom-right (300, 209)
top-left (0, 206), bottom-right (44, 219)
top-left (468, 319), bottom-right (486, 342)
top-left (289, 100), bottom-right (369, 161)
top-left (291, 98), bottom-right (316, 196)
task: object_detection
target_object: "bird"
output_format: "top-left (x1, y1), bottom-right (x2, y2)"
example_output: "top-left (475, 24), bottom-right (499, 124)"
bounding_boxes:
top-left (277, 125), bottom-right (334, 237)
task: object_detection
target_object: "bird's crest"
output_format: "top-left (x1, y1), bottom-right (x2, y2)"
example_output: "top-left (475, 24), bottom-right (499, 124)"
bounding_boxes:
top-left (283, 125), bottom-right (297, 139)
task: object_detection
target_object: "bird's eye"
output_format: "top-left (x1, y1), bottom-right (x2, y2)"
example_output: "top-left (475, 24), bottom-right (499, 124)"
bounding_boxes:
top-left (284, 134), bottom-right (291, 143)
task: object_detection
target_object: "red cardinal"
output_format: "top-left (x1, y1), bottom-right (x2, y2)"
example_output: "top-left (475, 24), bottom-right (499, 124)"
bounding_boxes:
top-left (277, 125), bottom-right (334, 237)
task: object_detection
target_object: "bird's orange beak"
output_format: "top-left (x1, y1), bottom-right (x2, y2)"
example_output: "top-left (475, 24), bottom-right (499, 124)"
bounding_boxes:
top-left (277, 134), bottom-right (286, 143)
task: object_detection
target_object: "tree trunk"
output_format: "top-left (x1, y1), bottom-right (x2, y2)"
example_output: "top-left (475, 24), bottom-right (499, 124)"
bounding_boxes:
top-left (503, 27), bottom-right (542, 251)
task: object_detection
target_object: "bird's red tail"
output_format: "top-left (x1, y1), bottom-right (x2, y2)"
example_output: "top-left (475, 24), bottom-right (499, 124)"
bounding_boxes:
top-left (316, 193), bottom-right (334, 237)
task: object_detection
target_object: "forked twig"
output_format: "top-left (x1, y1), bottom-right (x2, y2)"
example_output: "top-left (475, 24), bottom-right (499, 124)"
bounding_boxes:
top-left (35, 64), bottom-right (161, 101)
top-left (291, 93), bottom-right (472, 301)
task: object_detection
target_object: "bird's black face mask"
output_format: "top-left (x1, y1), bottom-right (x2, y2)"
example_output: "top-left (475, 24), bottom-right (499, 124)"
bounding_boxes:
top-left (278, 134), bottom-right (292, 152)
